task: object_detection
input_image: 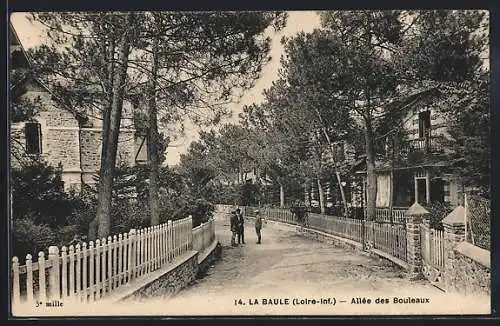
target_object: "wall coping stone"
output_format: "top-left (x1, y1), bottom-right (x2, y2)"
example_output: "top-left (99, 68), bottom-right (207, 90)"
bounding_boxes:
top-left (455, 242), bottom-right (490, 269)
top-left (442, 206), bottom-right (466, 226)
top-left (198, 239), bottom-right (219, 264)
top-left (101, 250), bottom-right (198, 304)
top-left (298, 226), bottom-right (364, 251)
top-left (405, 202), bottom-right (429, 216)
top-left (371, 248), bottom-right (410, 270)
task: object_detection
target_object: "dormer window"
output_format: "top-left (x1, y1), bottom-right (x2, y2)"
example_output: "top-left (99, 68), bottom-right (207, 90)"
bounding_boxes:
top-left (418, 110), bottom-right (431, 138)
top-left (25, 122), bottom-right (42, 154)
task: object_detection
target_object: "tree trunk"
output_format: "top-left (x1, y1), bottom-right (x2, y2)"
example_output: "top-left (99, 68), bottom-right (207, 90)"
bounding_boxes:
top-left (94, 14), bottom-right (134, 239)
top-left (389, 137), bottom-right (394, 224)
top-left (147, 36), bottom-right (160, 227)
top-left (320, 127), bottom-right (348, 217)
top-left (279, 182), bottom-right (285, 208)
top-left (317, 177), bottom-right (325, 214)
top-left (88, 36), bottom-right (115, 241)
top-left (364, 117), bottom-right (377, 221)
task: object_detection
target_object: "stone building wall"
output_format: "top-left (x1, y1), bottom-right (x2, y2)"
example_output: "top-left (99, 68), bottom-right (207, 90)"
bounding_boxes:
top-left (11, 80), bottom-right (138, 190)
top-left (79, 128), bottom-right (137, 185)
top-left (11, 83), bottom-right (82, 190)
top-left (402, 105), bottom-right (451, 141)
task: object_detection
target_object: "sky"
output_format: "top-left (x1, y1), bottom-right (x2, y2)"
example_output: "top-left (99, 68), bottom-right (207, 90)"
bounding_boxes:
top-left (10, 11), bottom-right (322, 166)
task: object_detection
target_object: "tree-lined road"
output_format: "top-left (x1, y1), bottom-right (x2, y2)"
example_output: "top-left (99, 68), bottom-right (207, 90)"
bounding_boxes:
top-left (138, 213), bottom-right (489, 315)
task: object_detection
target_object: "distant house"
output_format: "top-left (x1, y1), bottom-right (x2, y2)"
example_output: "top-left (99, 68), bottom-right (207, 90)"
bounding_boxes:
top-left (302, 129), bottom-right (363, 212)
top-left (352, 98), bottom-right (464, 215)
top-left (9, 23), bottom-right (147, 191)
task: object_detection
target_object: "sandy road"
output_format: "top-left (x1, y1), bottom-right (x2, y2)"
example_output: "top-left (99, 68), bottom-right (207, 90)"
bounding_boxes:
top-left (99, 213), bottom-right (488, 316)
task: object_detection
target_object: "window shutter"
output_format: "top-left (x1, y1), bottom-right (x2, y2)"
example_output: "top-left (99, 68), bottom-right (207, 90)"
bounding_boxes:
top-left (25, 122), bottom-right (42, 154)
top-left (37, 123), bottom-right (42, 154)
top-left (418, 114), bottom-right (424, 138)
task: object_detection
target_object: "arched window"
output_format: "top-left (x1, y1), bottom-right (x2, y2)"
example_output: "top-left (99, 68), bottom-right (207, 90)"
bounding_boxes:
top-left (25, 122), bottom-right (42, 154)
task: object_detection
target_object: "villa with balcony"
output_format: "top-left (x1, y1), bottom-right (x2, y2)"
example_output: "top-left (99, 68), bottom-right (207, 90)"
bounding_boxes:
top-left (352, 103), bottom-right (464, 222)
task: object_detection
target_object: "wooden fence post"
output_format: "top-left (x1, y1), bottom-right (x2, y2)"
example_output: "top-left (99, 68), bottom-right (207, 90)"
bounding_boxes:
top-left (12, 256), bottom-right (20, 306)
top-left (26, 254), bottom-right (34, 305)
top-left (38, 252), bottom-right (46, 303)
top-left (48, 246), bottom-right (60, 301)
top-left (168, 220), bottom-right (173, 262)
top-left (128, 229), bottom-right (136, 281)
top-left (61, 247), bottom-right (68, 300)
top-left (188, 216), bottom-right (193, 250)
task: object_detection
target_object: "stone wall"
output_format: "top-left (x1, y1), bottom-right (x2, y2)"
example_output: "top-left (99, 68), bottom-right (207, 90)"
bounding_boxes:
top-left (197, 242), bottom-right (222, 277)
top-left (446, 242), bottom-right (490, 296)
top-left (126, 251), bottom-right (199, 300)
top-left (297, 227), bottom-right (362, 252)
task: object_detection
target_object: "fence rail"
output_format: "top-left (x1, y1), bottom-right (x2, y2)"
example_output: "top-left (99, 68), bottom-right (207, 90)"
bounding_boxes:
top-left (192, 219), bottom-right (216, 253)
top-left (363, 207), bottom-right (407, 224)
top-left (218, 205), bottom-right (408, 263)
top-left (308, 213), bottom-right (363, 243)
top-left (11, 216), bottom-right (216, 307)
top-left (365, 221), bottom-right (407, 261)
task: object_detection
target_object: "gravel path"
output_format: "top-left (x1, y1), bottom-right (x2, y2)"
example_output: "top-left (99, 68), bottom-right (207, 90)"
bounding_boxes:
top-left (138, 213), bottom-right (490, 316)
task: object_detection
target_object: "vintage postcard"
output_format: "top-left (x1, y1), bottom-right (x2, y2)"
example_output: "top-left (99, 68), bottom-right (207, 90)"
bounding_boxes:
top-left (8, 9), bottom-right (491, 317)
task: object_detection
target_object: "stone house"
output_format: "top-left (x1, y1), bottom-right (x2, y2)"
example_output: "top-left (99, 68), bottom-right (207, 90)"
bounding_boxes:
top-left (9, 23), bottom-right (147, 191)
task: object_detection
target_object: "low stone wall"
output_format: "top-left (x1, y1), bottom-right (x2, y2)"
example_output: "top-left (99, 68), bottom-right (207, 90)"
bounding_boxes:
top-left (297, 227), bottom-right (363, 252)
top-left (107, 238), bottom-right (220, 303)
top-left (122, 251), bottom-right (199, 301)
top-left (198, 242), bottom-right (222, 277)
top-left (447, 242), bottom-right (490, 296)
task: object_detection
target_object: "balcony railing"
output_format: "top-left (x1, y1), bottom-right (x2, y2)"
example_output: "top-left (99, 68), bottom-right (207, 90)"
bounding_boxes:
top-left (408, 136), bottom-right (446, 154)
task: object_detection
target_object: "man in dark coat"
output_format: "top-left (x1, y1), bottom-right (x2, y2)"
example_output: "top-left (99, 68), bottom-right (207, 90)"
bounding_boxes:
top-left (230, 211), bottom-right (238, 246)
top-left (236, 208), bottom-right (245, 244)
top-left (255, 210), bottom-right (263, 244)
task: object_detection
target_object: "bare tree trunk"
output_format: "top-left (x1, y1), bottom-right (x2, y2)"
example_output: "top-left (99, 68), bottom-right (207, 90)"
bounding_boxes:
top-left (389, 137), bottom-right (394, 224)
top-left (88, 36), bottom-right (115, 241)
top-left (279, 182), bottom-right (285, 208)
top-left (147, 35), bottom-right (160, 226)
top-left (317, 177), bottom-right (325, 214)
top-left (364, 117), bottom-right (377, 222)
top-left (320, 127), bottom-right (348, 217)
top-left (94, 15), bottom-right (134, 239)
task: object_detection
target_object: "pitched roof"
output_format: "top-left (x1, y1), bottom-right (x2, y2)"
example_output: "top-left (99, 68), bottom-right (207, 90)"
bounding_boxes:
top-left (10, 22), bottom-right (83, 121)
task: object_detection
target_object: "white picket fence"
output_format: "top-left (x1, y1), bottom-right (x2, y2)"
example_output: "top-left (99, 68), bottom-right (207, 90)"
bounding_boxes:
top-left (11, 216), bottom-right (216, 307)
top-left (192, 219), bottom-right (216, 253)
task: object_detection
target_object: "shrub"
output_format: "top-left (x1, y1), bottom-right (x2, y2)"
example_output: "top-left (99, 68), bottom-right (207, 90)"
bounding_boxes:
top-left (427, 201), bottom-right (453, 230)
top-left (12, 218), bottom-right (58, 259)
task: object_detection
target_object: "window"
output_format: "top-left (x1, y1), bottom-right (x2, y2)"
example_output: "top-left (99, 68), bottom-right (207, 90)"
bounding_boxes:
top-left (134, 135), bottom-right (148, 165)
top-left (25, 122), bottom-right (42, 154)
top-left (418, 110), bottom-right (431, 138)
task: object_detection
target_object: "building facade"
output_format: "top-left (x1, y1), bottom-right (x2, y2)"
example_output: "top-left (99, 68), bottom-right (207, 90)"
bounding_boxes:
top-left (10, 24), bottom-right (146, 191)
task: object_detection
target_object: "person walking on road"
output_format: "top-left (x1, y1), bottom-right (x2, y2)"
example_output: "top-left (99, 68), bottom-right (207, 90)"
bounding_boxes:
top-left (255, 210), bottom-right (263, 244)
top-left (236, 208), bottom-right (245, 244)
top-left (230, 210), bottom-right (239, 247)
